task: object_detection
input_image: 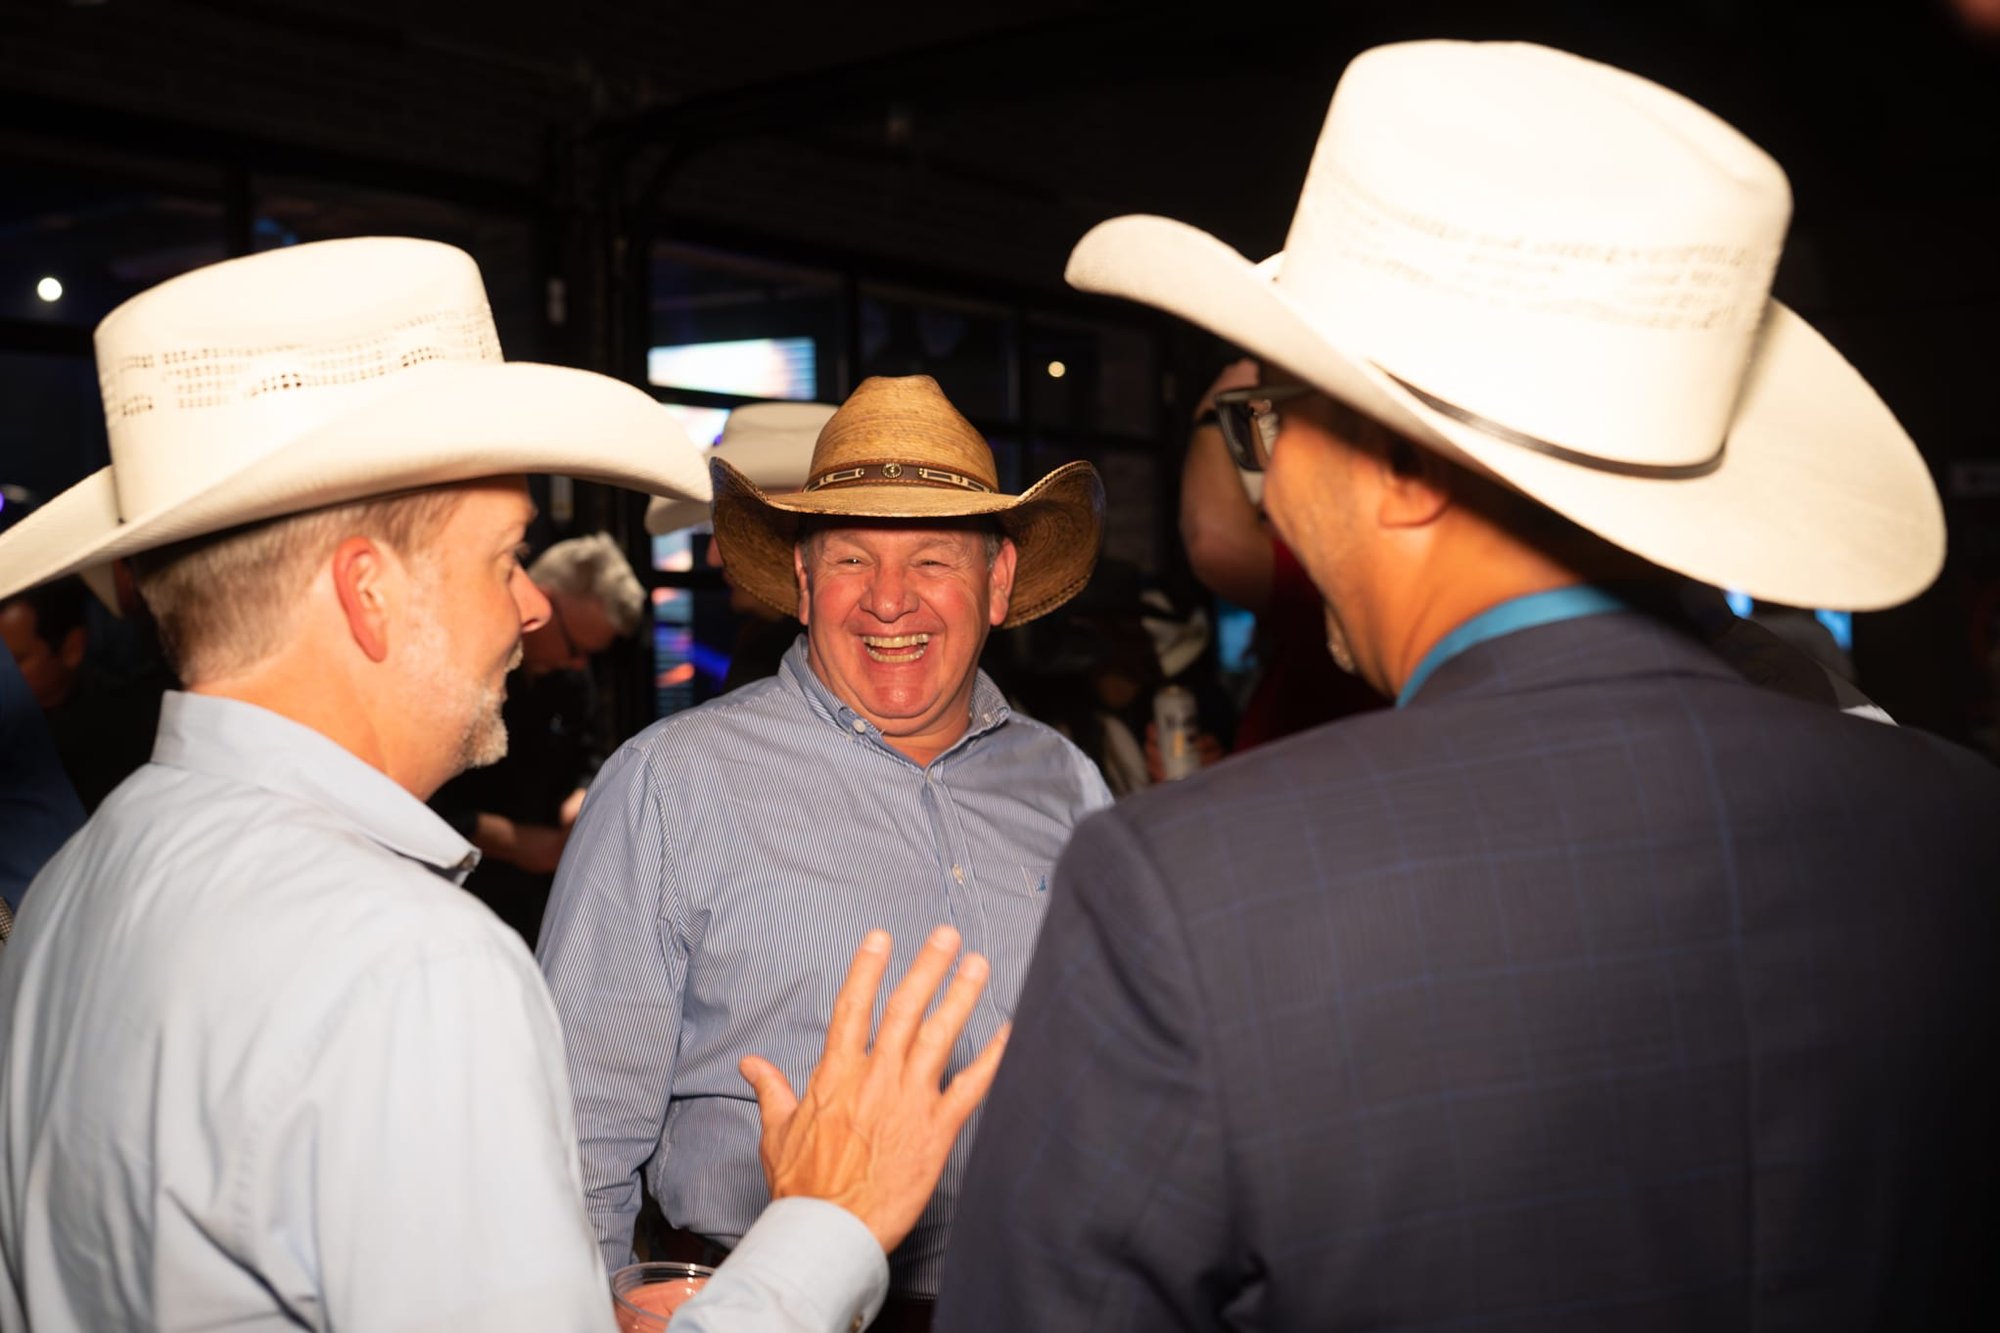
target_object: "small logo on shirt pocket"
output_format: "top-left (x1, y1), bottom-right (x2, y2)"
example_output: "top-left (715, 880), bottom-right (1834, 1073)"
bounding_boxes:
top-left (1019, 865), bottom-right (1049, 895)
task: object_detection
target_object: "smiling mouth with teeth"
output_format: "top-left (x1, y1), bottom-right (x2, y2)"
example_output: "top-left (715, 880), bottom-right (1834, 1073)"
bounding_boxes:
top-left (862, 633), bottom-right (931, 663)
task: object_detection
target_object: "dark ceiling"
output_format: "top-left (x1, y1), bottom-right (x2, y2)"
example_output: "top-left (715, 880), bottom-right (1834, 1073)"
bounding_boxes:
top-left (9, 0), bottom-right (1998, 266)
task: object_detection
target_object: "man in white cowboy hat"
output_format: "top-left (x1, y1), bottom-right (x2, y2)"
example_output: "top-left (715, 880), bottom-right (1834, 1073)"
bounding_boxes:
top-left (646, 401), bottom-right (841, 690)
top-left (539, 374), bottom-right (1112, 1324)
top-left (0, 240), bottom-right (1007, 1333)
top-left (938, 41), bottom-right (2000, 1332)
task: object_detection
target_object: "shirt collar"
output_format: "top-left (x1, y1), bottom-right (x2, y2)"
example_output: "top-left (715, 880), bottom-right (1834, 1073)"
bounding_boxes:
top-left (149, 692), bottom-right (480, 881)
top-left (778, 636), bottom-right (1012, 761)
top-left (1397, 586), bottom-right (1628, 707)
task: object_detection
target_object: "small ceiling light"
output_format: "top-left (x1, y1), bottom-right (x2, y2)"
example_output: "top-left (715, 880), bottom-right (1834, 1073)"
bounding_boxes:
top-left (36, 277), bottom-right (63, 303)
top-left (1046, 360), bottom-right (1066, 379)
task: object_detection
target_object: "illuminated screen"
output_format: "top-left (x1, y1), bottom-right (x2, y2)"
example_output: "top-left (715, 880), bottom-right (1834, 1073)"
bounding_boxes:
top-left (647, 338), bottom-right (816, 400)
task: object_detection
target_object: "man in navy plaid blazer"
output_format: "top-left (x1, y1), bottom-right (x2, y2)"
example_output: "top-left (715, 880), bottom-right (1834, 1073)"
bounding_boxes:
top-left (938, 41), bottom-right (2000, 1332)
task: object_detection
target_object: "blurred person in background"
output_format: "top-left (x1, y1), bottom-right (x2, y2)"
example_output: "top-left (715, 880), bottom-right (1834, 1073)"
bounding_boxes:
top-left (0, 482), bottom-right (84, 933)
top-left (430, 531), bottom-right (642, 943)
top-left (1180, 357), bottom-right (1389, 749)
top-left (0, 573), bottom-right (166, 813)
top-left (646, 402), bottom-right (838, 693)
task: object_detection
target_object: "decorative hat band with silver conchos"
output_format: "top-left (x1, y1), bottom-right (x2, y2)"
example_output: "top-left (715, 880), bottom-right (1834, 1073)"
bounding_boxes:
top-left (803, 462), bottom-right (996, 494)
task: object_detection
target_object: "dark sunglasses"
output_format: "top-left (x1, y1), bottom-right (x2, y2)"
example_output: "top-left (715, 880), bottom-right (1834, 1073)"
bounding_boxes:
top-left (1209, 384), bottom-right (1314, 473)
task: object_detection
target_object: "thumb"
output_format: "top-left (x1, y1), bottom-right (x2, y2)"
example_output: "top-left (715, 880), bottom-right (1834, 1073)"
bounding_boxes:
top-left (740, 1054), bottom-right (799, 1130)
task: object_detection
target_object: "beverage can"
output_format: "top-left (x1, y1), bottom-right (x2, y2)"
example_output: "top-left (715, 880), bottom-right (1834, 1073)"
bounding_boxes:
top-left (1153, 685), bottom-right (1201, 781)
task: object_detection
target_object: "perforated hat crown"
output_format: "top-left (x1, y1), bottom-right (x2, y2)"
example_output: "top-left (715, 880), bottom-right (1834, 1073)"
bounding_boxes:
top-left (0, 237), bottom-right (709, 601)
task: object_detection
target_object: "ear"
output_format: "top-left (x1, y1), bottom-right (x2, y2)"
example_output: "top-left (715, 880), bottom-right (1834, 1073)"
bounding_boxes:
top-left (57, 625), bottom-right (88, 671)
top-left (987, 538), bottom-right (1019, 628)
top-left (331, 535), bottom-right (396, 663)
top-left (792, 543), bottom-right (813, 625)
top-left (1372, 438), bottom-right (1453, 531)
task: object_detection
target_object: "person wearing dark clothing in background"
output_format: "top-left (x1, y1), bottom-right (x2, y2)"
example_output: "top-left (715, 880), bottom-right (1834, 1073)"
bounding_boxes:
top-left (430, 532), bottom-right (643, 943)
top-left (1, 575), bottom-right (168, 813)
top-left (0, 650), bottom-right (83, 928)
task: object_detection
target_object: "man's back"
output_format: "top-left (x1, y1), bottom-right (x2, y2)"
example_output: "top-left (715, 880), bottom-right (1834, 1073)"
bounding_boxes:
top-left (0, 693), bottom-right (608, 1332)
top-left (942, 611), bottom-right (1999, 1330)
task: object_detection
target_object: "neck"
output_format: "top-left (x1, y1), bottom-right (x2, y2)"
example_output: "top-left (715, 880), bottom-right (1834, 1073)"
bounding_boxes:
top-left (190, 651), bottom-right (431, 797)
top-left (1372, 514), bottom-right (1614, 697)
top-left (885, 730), bottom-right (961, 768)
top-left (1383, 568), bottom-right (1588, 697)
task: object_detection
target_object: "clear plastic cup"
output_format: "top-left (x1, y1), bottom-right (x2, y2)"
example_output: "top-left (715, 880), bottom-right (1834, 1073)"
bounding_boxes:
top-left (611, 1261), bottom-right (716, 1331)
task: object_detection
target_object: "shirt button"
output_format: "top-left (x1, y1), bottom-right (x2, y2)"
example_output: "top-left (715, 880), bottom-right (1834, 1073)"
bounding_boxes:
top-left (952, 864), bottom-right (965, 884)
top-left (851, 718), bottom-right (867, 733)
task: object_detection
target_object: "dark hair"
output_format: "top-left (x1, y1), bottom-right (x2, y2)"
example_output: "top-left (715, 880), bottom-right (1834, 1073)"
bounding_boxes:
top-left (0, 575), bottom-right (89, 652)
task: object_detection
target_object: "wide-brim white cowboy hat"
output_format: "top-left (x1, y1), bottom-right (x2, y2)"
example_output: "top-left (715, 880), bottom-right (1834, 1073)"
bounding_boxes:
top-left (710, 374), bottom-right (1103, 629)
top-left (1066, 40), bottom-right (1943, 611)
top-left (644, 400), bottom-right (837, 536)
top-left (0, 237), bottom-right (710, 601)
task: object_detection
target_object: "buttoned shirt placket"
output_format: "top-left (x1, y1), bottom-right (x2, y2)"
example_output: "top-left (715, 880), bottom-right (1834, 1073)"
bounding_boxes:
top-left (833, 696), bottom-right (1012, 1027)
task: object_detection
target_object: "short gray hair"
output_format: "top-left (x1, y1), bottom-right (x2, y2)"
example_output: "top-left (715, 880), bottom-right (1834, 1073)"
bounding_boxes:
top-left (529, 532), bottom-right (645, 635)
top-left (132, 486), bottom-right (468, 686)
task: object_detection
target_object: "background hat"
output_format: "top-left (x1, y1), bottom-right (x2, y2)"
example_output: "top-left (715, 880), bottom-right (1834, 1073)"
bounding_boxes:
top-left (1065, 40), bottom-right (1944, 612)
top-left (0, 236), bottom-right (710, 601)
top-left (1139, 588), bottom-right (1211, 680)
top-left (710, 375), bottom-right (1102, 628)
top-left (644, 400), bottom-right (837, 535)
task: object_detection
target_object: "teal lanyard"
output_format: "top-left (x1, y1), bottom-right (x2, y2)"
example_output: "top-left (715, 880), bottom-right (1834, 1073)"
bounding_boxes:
top-left (1396, 586), bottom-right (1627, 707)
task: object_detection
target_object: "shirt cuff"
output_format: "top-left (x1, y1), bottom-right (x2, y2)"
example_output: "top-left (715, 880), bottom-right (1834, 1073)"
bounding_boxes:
top-left (672, 1198), bottom-right (888, 1333)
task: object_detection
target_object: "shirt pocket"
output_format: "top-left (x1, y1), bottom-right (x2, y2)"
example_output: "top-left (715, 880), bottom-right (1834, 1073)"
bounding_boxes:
top-left (978, 864), bottom-right (1054, 1018)
top-left (1014, 863), bottom-right (1052, 899)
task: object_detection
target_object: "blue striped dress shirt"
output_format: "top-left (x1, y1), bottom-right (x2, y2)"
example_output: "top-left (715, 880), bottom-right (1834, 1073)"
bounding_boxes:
top-left (539, 638), bottom-right (1111, 1296)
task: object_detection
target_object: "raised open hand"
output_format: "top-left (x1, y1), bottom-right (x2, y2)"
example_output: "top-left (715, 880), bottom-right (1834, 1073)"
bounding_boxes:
top-left (739, 925), bottom-right (1009, 1253)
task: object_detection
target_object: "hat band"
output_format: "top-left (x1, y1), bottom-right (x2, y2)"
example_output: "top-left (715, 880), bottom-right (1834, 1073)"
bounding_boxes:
top-left (803, 462), bottom-right (996, 494)
top-left (1377, 367), bottom-right (1726, 481)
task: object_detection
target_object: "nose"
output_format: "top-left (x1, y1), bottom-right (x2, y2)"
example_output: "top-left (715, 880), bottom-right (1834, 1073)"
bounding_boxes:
top-left (860, 562), bottom-right (916, 621)
top-left (514, 566), bottom-right (551, 633)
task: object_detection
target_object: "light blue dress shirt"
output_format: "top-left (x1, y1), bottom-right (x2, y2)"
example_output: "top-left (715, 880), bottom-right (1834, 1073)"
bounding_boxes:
top-left (0, 691), bottom-right (617, 1331)
top-left (541, 638), bottom-right (1112, 1296)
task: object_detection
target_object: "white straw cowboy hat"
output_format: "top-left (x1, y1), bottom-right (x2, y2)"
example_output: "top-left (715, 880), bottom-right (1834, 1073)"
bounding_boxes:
top-left (1066, 40), bottom-right (1944, 611)
top-left (709, 374), bottom-right (1104, 628)
top-left (644, 400), bottom-right (838, 536)
top-left (0, 237), bottom-right (710, 601)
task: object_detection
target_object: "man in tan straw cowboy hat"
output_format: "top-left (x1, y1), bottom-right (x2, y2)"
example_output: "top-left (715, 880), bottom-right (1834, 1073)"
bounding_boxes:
top-left (539, 374), bottom-right (1112, 1325)
top-left (0, 242), bottom-right (1008, 1333)
top-left (940, 40), bottom-right (2000, 1332)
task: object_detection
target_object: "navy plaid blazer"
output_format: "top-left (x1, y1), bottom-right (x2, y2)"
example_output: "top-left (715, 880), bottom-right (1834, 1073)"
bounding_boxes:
top-left (938, 609), bottom-right (2000, 1331)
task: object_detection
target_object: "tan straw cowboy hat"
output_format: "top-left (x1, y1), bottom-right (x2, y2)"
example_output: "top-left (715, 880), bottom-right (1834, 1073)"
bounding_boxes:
top-left (709, 375), bottom-right (1103, 628)
top-left (0, 236), bottom-right (709, 601)
top-left (1065, 40), bottom-right (1944, 612)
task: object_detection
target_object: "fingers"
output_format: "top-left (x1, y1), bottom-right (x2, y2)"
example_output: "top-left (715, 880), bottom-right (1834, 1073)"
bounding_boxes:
top-left (822, 928), bottom-right (894, 1058)
top-left (871, 924), bottom-right (962, 1055)
top-left (740, 1054), bottom-right (800, 1131)
top-left (905, 950), bottom-right (990, 1088)
top-left (936, 1021), bottom-right (1010, 1129)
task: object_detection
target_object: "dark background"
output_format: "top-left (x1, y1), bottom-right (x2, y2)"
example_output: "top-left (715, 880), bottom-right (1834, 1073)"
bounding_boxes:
top-left (4, 0), bottom-right (1997, 751)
